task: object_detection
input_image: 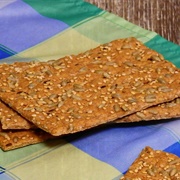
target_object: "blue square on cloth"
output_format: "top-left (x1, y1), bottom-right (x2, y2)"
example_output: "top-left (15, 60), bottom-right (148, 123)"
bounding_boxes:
top-left (0, 0), bottom-right (69, 53)
top-left (0, 46), bottom-right (15, 59)
top-left (165, 142), bottom-right (180, 157)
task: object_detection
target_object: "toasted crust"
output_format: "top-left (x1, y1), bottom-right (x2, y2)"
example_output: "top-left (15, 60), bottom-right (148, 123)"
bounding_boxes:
top-left (0, 126), bottom-right (54, 151)
top-left (120, 146), bottom-right (180, 180)
top-left (0, 37), bottom-right (180, 136)
top-left (0, 100), bottom-right (35, 130)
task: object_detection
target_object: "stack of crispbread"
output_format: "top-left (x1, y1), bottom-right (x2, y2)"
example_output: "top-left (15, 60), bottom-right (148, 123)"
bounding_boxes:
top-left (0, 37), bottom-right (180, 151)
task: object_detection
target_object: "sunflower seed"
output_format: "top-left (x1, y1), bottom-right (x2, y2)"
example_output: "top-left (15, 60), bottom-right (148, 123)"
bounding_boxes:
top-left (103, 72), bottom-right (110, 78)
top-left (169, 168), bottom-right (177, 176)
top-left (135, 55), bottom-right (141, 61)
top-left (67, 108), bottom-right (74, 113)
top-left (124, 61), bottom-right (134, 67)
top-left (132, 51), bottom-right (140, 56)
top-left (49, 94), bottom-right (58, 100)
top-left (37, 100), bottom-right (46, 105)
top-left (121, 105), bottom-right (129, 111)
top-left (134, 81), bottom-right (143, 87)
top-left (127, 97), bottom-right (137, 103)
top-left (158, 86), bottom-right (172, 92)
top-left (161, 170), bottom-right (169, 177)
top-left (66, 89), bottom-right (73, 97)
top-left (94, 70), bottom-right (104, 74)
top-left (28, 83), bottom-right (35, 89)
top-left (148, 109), bottom-right (158, 115)
top-left (113, 104), bottom-right (120, 112)
top-left (150, 55), bottom-right (161, 61)
top-left (73, 84), bottom-right (84, 92)
top-left (71, 113), bottom-right (81, 119)
top-left (45, 70), bottom-right (52, 75)
top-left (111, 93), bottom-right (121, 99)
top-left (72, 94), bottom-right (82, 100)
top-left (61, 94), bottom-right (67, 101)
top-left (121, 44), bottom-right (131, 49)
top-left (169, 158), bottom-right (180, 165)
top-left (136, 112), bottom-right (146, 119)
top-left (48, 102), bottom-right (58, 108)
top-left (79, 67), bottom-right (87, 72)
top-left (145, 88), bottom-right (156, 94)
top-left (157, 77), bottom-right (167, 84)
top-left (166, 102), bottom-right (176, 107)
top-left (68, 124), bottom-right (74, 131)
top-left (35, 107), bottom-right (43, 112)
top-left (146, 169), bottom-right (155, 176)
top-left (98, 102), bottom-right (106, 109)
top-left (57, 101), bottom-right (64, 108)
top-left (175, 98), bottom-right (180, 104)
top-left (145, 94), bottom-right (156, 103)
top-left (60, 79), bottom-right (70, 86)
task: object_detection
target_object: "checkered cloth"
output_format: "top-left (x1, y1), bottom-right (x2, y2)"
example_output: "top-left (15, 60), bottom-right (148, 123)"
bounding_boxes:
top-left (0, 1), bottom-right (180, 179)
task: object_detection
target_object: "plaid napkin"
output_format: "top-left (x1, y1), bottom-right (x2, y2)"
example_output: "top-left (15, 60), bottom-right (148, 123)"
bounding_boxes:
top-left (0, 0), bottom-right (180, 179)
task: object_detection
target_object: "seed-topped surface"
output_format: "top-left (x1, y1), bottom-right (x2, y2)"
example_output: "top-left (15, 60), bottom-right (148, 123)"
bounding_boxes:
top-left (120, 146), bottom-right (180, 180)
top-left (116, 97), bottom-right (180, 123)
top-left (0, 37), bottom-right (180, 136)
top-left (0, 126), bottom-right (54, 151)
top-left (0, 100), bottom-right (34, 130)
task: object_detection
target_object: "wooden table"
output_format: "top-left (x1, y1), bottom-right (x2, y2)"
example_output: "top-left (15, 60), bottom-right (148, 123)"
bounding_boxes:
top-left (86, 0), bottom-right (180, 45)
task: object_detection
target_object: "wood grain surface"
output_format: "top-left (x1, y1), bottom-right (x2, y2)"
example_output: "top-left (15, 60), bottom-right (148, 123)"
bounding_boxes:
top-left (86, 0), bottom-right (180, 45)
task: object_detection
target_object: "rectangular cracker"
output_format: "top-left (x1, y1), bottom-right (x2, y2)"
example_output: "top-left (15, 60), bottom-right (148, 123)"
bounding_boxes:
top-left (0, 126), bottom-right (54, 151)
top-left (0, 61), bottom-right (53, 130)
top-left (115, 97), bottom-right (180, 123)
top-left (120, 146), bottom-right (180, 179)
top-left (0, 100), bottom-right (35, 130)
top-left (0, 37), bottom-right (180, 136)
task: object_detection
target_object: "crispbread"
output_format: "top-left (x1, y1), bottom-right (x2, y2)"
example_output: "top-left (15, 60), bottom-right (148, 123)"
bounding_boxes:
top-left (0, 100), bottom-right (35, 130)
top-left (0, 126), bottom-right (54, 151)
top-left (0, 37), bottom-right (180, 136)
top-left (0, 61), bottom-right (53, 130)
top-left (120, 146), bottom-right (180, 179)
top-left (0, 62), bottom-right (42, 130)
top-left (116, 97), bottom-right (180, 123)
